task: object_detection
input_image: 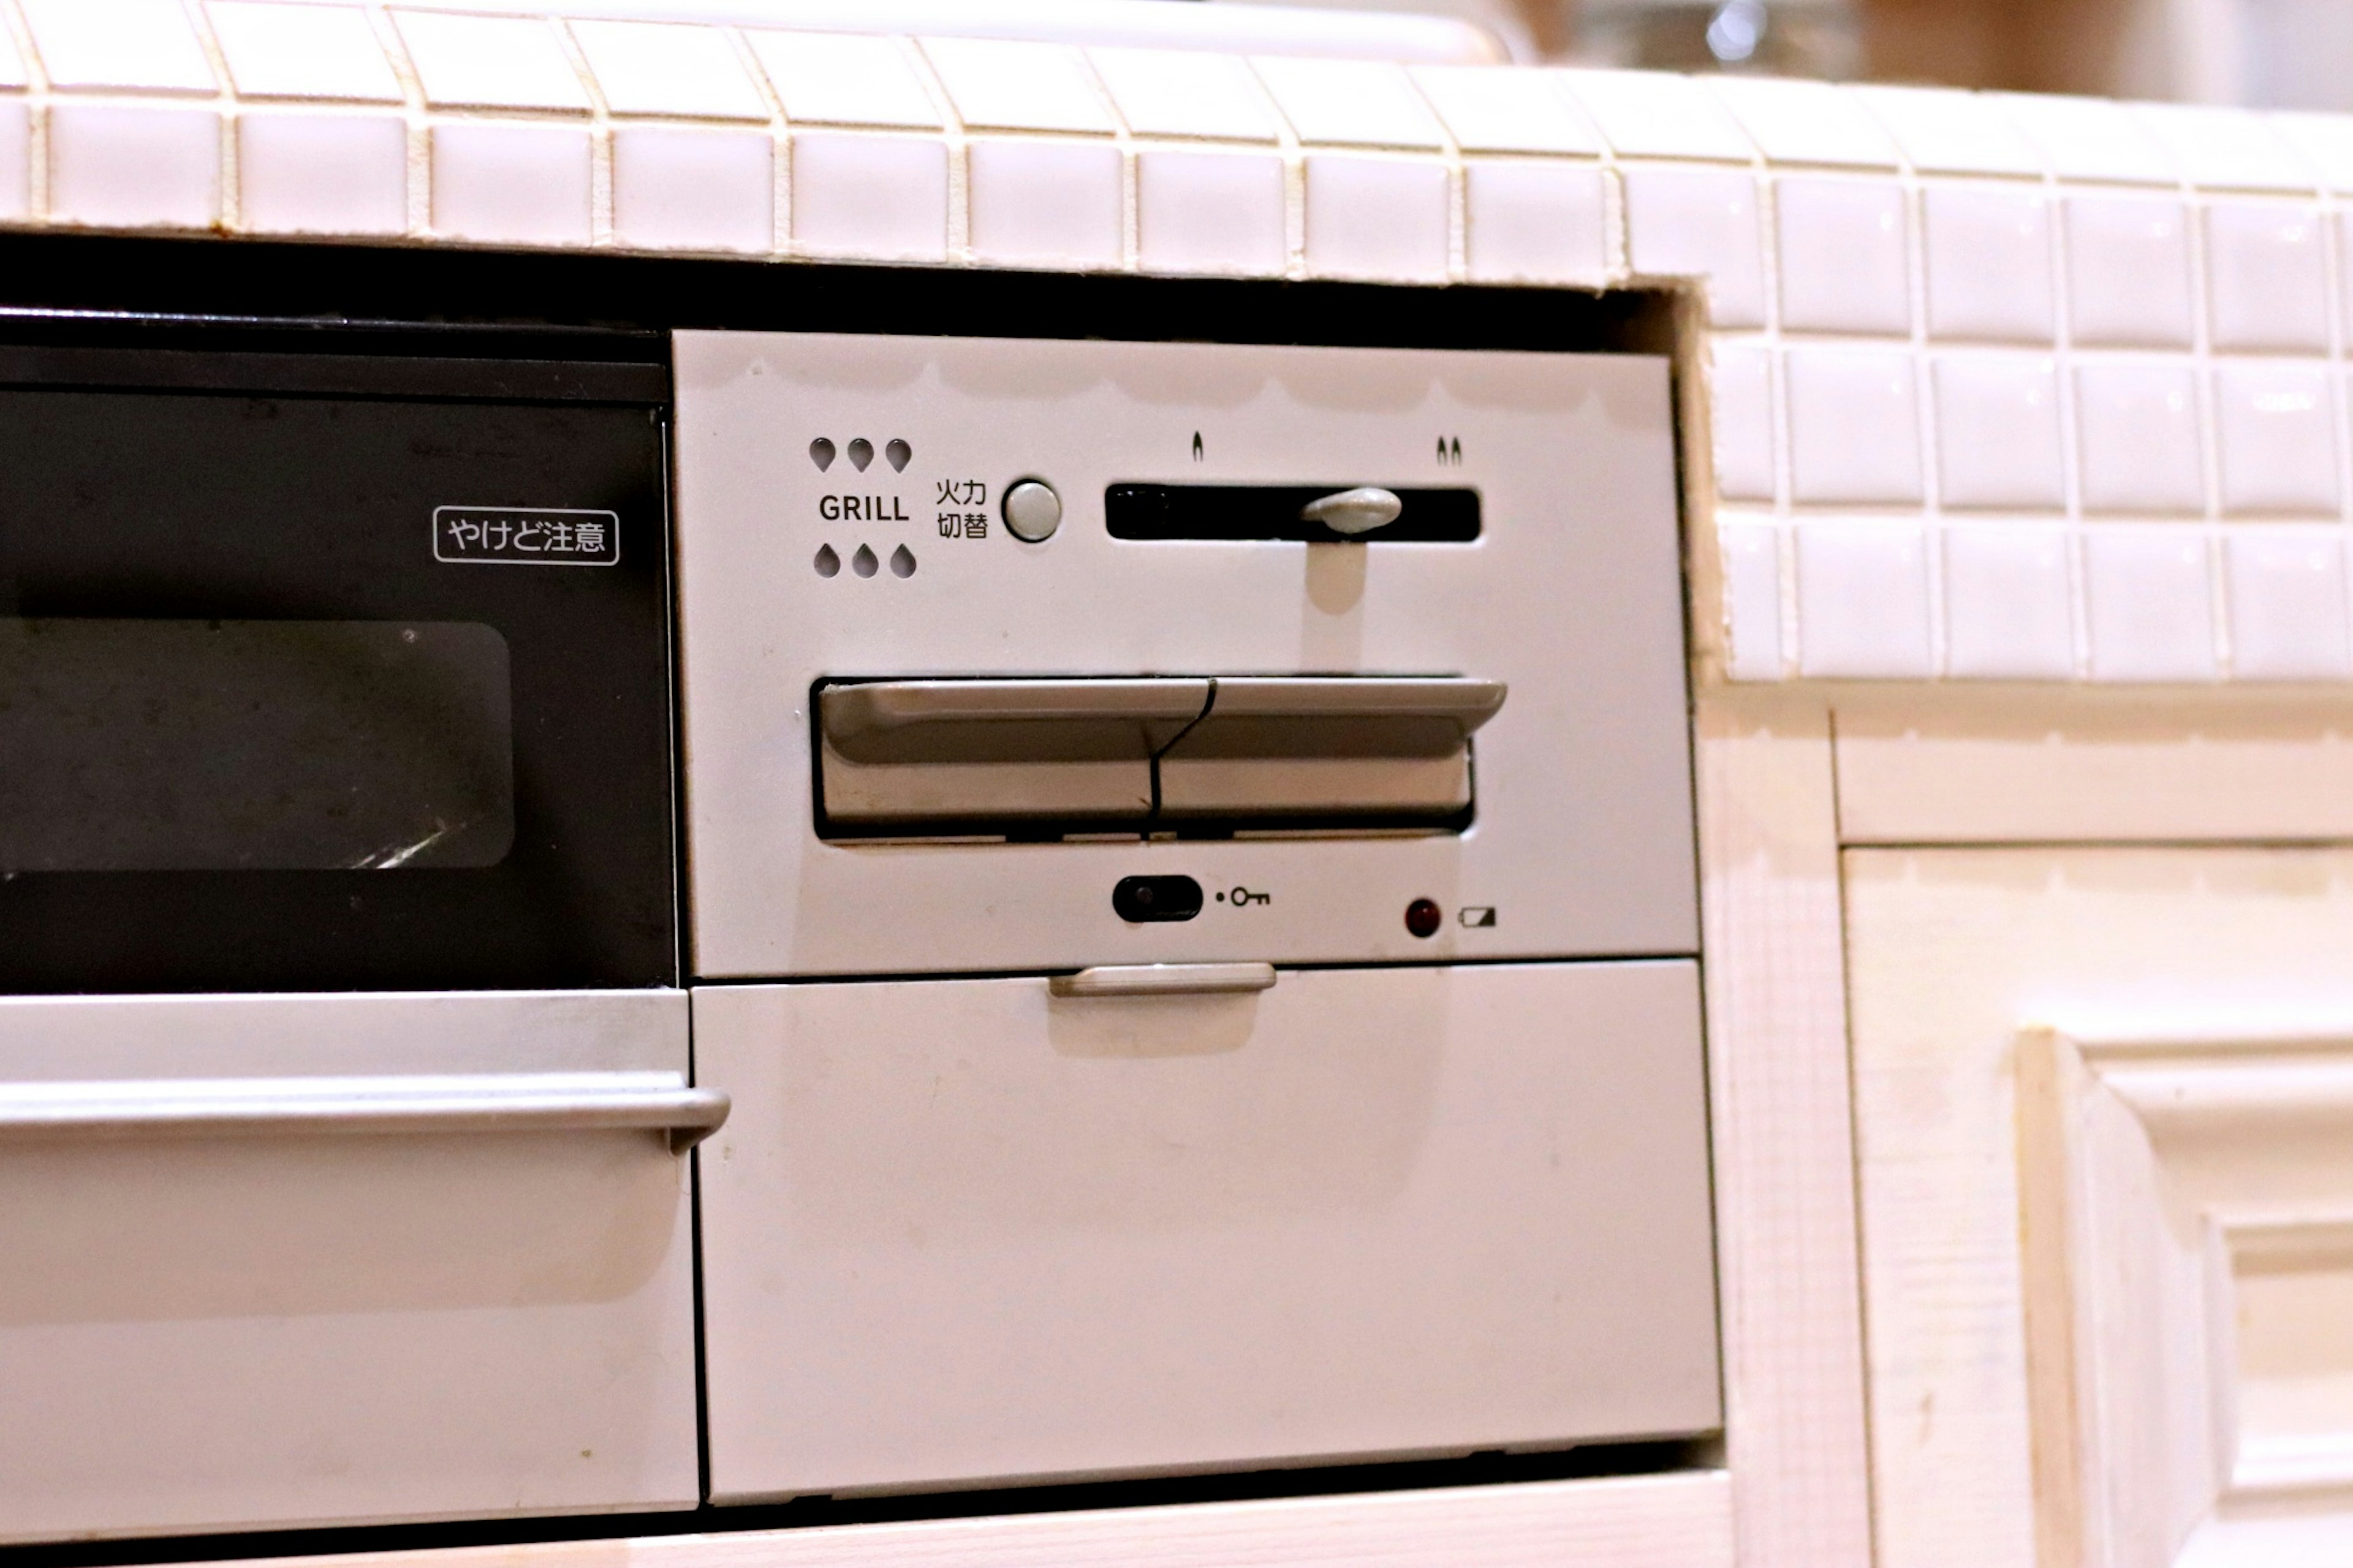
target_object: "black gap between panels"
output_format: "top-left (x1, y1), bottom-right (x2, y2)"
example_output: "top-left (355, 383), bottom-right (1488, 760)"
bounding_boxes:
top-left (0, 231), bottom-right (1679, 357)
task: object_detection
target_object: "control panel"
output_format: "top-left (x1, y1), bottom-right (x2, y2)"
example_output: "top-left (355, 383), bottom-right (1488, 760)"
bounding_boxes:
top-left (672, 330), bottom-right (1695, 978)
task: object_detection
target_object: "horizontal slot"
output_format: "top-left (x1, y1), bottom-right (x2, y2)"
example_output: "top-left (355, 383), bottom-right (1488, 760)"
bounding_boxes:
top-left (1105, 485), bottom-right (1480, 543)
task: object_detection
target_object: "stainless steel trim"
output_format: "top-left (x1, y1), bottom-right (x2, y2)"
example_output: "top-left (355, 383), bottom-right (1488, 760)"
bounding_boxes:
top-left (819, 679), bottom-right (1212, 764)
top-left (1166, 677), bottom-right (1507, 759)
top-left (0, 1071), bottom-right (732, 1153)
top-left (1048, 963), bottom-right (1279, 998)
top-left (820, 676), bottom-right (1504, 765)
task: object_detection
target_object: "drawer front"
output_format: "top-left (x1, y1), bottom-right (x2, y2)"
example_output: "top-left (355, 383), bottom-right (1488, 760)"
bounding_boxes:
top-left (698, 961), bottom-right (1721, 1501)
top-left (0, 991), bottom-right (701, 1542)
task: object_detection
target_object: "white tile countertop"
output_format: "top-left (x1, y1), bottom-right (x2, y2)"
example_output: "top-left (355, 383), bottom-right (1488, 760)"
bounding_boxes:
top-left (12, 0), bottom-right (2353, 686)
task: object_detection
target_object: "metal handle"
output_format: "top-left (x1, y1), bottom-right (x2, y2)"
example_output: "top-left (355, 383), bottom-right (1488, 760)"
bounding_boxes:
top-left (1049, 963), bottom-right (1278, 998)
top-left (820, 678), bottom-right (1213, 763)
top-left (0, 1072), bottom-right (731, 1154)
top-left (1167, 677), bottom-right (1506, 759)
top-left (820, 677), bottom-right (1504, 765)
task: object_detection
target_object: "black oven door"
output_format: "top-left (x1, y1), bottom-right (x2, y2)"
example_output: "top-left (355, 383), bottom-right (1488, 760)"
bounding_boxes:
top-left (0, 322), bottom-right (675, 993)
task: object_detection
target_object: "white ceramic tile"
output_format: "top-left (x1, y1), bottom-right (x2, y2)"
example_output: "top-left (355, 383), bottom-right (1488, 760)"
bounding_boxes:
top-left (1707, 77), bottom-right (1896, 169)
top-left (2270, 112), bottom-right (2353, 195)
top-left (967, 137), bottom-right (1122, 270)
top-left (1301, 154), bottom-right (1449, 282)
top-left (748, 31), bottom-right (939, 131)
top-left (569, 20), bottom-right (770, 121)
top-left (23, 0), bottom-right (214, 93)
top-left (2075, 360), bottom-right (2205, 515)
top-left (208, 1), bottom-right (401, 102)
top-left (1923, 182), bottom-right (2053, 343)
top-left (430, 120), bottom-right (592, 246)
top-left (2213, 360), bottom-right (2338, 516)
top-left (1135, 148), bottom-right (1285, 276)
top-left (1852, 84), bottom-right (2041, 177)
top-left (1463, 159), bottom-right (1605, 286)
top-left (1934, 355), bottom-right (2064, 510)
top-left (1621, 164), bottom-right (1764, 328)
top-left (0, 101), bottom-right (32, 219)
top-left (1942, 524), bottom-right (2075, 678)
top-left (237, 110), bottom-right (406, 236)
top-left (2132, 102), bottom-right (2314, 194)
top-left (1786, 347), bottom-right (1923, 504)
top-left (1995, 93), bottom-right (2173, 186)
top-left (1087, 47), bottom-right (1276, 143)
top-left (395, 12), bottom-right (588, 113)
top-left (920, 36), bottom-right (1112, 136)
top-left (1556, 69), bottom-right (1752, 163)
top-left (48, 104), bottom-right (218, 228)
top-left (1795, 521), bottom-right (1933, 678)
top-left (1717, 517), bottom-right (1784, 680)
top-left (2065, 194), bottom-right (2195, 349)
top-left (1409, 66), bottom-right (1599, 156)
top-left (2205, 202), bottom-right (2330, 353)
top-left (612, 124), bottom-right (773, 254)
top-left (790, 131), bottom-right (948, 262)
top-left (1775, 176), bottom-right (1909, 336)
top-left (1252, 56), bottom-right (1445, 150)
top-left (2083, 527), bottom-right (2218, 681)
top-left (2227, 528), bottom-right (2352, 679)
top-left (1710, 344), bottom-right (1775, 503)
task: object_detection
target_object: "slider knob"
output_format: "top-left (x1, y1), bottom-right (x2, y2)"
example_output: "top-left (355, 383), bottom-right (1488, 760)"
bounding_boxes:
top-left (1302, 487), bottom-right (1404, 536)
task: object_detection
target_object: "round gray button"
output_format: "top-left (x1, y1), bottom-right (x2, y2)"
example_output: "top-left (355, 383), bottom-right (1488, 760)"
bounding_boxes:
top-left (1002, 479), bottom-right (1063, 543)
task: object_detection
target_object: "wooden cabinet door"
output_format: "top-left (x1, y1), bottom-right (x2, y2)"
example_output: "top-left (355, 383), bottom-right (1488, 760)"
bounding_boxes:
top-left (1847, 848), bottom-right (2353, 1568)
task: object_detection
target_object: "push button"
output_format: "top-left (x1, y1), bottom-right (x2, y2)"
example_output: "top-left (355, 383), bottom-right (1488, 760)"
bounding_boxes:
top-left (1003, 479), bottom-right (1063, 542)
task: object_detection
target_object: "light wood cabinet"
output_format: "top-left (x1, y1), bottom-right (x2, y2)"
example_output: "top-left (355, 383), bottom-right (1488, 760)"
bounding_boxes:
top-left (1847, 844), bottom-right (2353, 1566)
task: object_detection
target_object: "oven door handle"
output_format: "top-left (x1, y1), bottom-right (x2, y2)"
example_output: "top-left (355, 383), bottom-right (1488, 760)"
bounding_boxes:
top-left (0, 1072), bottom-right (730, 1154)
top-left (1049, 963), bottom-right (1279, 998)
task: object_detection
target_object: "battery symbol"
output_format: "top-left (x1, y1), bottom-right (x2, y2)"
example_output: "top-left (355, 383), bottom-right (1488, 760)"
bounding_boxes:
top-left (1459, 906), bottom-right (1496, 928)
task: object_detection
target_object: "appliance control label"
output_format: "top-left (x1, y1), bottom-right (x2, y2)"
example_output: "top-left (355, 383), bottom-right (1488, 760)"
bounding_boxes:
top-left (434, 506), bottom-right (620, 566)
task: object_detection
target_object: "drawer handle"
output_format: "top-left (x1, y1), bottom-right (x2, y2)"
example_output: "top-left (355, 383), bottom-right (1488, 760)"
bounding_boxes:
top-left (1049, 963), bottom-right (1278, 998)
top-left (0, 1072), bottom-right (730, 1154)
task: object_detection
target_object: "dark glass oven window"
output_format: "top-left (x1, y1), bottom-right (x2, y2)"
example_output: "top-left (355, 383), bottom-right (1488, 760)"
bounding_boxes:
top-left (0, 363), bottom-right (675, 995)
top-left (0, 618), bottom-right (513, 873)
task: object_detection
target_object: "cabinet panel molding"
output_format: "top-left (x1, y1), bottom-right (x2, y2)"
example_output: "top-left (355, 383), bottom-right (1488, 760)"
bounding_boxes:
top-left (2025, 1025), bottom-right (2353, 1566)
top-left (1847, 847), bottom-right (2353, 1568)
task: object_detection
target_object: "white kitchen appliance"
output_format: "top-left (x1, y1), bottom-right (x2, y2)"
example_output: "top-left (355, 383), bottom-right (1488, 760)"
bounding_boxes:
top-left (674, 329), bottom-right (1719, 1499)
top-left (0, 322), bottom-right (711, 1542)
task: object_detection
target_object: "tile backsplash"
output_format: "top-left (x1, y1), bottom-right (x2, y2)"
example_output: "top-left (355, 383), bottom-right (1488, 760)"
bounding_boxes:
top-left (11, 0), bottom-right (2353, 684)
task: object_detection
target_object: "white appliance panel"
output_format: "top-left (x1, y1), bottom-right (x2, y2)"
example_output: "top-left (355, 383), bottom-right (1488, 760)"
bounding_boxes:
top-left (0, 990), bottom-right (700, 1542)
top-left (697, 960), bottom-right (1721, 1500)
top-left (673, 331), bottom-right (1696, 977)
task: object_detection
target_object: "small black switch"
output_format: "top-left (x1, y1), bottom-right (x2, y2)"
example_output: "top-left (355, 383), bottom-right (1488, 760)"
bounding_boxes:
top-left (1113, 874), bottom-right (1203, 923)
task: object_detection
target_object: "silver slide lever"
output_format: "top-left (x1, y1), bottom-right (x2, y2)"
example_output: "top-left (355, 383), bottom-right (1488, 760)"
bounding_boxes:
top-left (1301, 487), bottom-right (1403, 536)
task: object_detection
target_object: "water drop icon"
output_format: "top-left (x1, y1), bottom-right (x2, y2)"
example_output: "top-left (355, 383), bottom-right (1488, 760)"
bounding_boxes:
top-left (847, 438), bottom-right (873, 472)
top-left (885, 438), bottom-right (911, 472)
top-left (889, 544), bottom-right (916, 578)
top-left (809, 437), bottom-right (835, 471)
top-left (813, 544), bottom-right (840, 577)
top-left (851, 543), bottom-right (878, 577)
